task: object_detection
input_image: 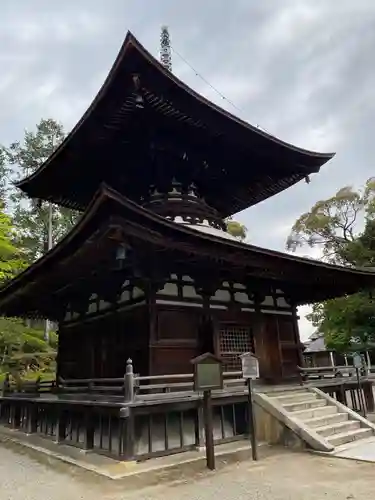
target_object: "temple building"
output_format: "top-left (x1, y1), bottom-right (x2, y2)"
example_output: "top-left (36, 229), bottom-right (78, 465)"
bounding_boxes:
top-left (1, 31), bottom-right (375, 386)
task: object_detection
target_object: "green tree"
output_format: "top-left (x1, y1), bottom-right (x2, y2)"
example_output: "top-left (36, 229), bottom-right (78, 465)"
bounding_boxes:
top-left (0, 208), bottom-right (26, 282)
top-left (287, 178), bottom-right (375, 351)
top-left (1, 118), bottom-right (78, 263)
top-left (226, 219), bottom-right (247, 240)
top-left (0, 208), bottom-right (54, 377)
top-left (306, 293), bottom-right (375, 353)
top-left (0, 317), bottom-right (56, 375)
top-left (287, 179), bottom-right (375, 265)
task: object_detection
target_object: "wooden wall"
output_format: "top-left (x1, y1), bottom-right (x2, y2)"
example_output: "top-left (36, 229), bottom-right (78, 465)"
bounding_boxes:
top-left (57, 273), bottom-right (302, 383)
top-left (57, 305), bottom-right (150, 379)
top-left (148, 304), bottom-right (302, 383)
top-left (149, 306), bottom-right (199, 374)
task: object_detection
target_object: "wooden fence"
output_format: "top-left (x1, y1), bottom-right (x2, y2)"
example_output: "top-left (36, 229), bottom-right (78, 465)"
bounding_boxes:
top-left (0, 362), bottom-right (374, 461)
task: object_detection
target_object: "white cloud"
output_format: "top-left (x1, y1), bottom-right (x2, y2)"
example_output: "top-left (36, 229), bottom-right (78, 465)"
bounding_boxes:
top-left (259, 2), bottom-right (323, 48)
top-left (298, 305), bottom-right (314, 341)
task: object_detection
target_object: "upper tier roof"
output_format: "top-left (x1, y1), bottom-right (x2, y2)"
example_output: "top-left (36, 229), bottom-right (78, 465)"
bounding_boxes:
top-left (16, 31), bottom-right (335, 216)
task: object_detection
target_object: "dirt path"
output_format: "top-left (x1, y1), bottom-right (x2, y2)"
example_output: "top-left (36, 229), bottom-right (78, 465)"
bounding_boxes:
top-left (1, 443), bottom-right (375, 500)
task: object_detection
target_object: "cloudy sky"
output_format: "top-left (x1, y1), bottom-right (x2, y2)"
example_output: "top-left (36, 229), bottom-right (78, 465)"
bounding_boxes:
top-left (2, 0), bottom-right (375, 339)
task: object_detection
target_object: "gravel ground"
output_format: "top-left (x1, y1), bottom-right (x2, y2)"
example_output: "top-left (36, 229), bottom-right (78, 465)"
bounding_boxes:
top-left (1, 444), bottom-right (375, 500)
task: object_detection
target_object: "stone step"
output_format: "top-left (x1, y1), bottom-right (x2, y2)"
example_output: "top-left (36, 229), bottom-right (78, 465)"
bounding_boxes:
top-left (315, 420), bottom-right (360, 437)
top-left (283, 399), bottom-right (327, 412)
top-left (292, 405), bottom-right (338, 420)
top-left (265, 389), bottom-right (309, 398)
top-left (270, 393), bottom-right (316, 404)
top-left (304, 412), bottom-right (349, 428)
top-left (327, 427), bottom-right (373, 447)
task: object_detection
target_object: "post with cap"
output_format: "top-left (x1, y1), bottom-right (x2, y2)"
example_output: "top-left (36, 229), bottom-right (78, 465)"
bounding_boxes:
top-left (191, 352), bottom-right (224, 470)
top-left (124, 358), bottom-right (134, 403)
top-left (240, 352), bottom-right (259, 461)
top-left (353, 352), bottom-right (366, 417)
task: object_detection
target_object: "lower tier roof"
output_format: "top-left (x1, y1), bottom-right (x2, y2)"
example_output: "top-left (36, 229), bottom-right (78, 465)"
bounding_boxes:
top-left (0, 185), bottom-right (374, 319)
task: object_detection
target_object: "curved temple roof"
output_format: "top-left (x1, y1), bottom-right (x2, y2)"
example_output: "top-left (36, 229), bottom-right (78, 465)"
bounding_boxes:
top-left (16, 31), bottom-right (335, 216)
top-left (0, 185), bottom-right (374, 319)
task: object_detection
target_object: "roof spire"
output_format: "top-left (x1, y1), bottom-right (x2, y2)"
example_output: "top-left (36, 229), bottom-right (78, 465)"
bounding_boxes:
top-left (160, 26), bottom-right (172, 71)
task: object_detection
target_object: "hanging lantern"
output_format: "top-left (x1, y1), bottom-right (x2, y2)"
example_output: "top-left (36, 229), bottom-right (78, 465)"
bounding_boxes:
top-left (116, 245), bottom-right (127, 262)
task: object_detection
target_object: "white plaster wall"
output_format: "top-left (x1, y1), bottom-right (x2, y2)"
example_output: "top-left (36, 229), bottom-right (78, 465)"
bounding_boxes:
top-left (182, 285), bottom-right (200, 299)
top-left (158, 282), bottom-right (178, 296)
top-left (277, 296), bottom-right (291, 308)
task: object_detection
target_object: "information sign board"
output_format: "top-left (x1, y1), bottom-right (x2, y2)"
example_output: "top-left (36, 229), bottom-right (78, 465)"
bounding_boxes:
top-left (240, 352), bottom-right (259, 380)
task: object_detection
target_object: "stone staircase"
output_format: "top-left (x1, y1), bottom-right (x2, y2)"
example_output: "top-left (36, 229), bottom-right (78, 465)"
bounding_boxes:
top-left (256, 386), bottom-right (375, 452)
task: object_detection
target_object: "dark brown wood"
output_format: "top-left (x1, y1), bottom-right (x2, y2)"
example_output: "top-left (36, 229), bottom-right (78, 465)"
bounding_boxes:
top-left (55, 410), bottom-right (67, 443)
top-left (1, 187), bottom-right (375, 321)
top-left (83, 410), bottom-right (95, 450)
top-left (26, 403), bottom-right (38, 434)
top-left (363, 382), bottom-right (375, 412)
top-left (0, 30), bottom-right (373, 396)
top-left (203, 390), bottom-right (215, 470)
top-left (246, 379), bottom-right (258, 461)
top-left (15, 33), bottom-right (333, 218)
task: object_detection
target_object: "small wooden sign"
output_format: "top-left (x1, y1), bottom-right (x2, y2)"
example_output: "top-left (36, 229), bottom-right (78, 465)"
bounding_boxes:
top-left (191, 353), bottom-right (223, 392)
top-left (240, 352), bottom-right (259, 380)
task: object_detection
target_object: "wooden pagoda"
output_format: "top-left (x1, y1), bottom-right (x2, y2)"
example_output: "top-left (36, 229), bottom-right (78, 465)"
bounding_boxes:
top-left (1, 31), bottom-right (375, 386)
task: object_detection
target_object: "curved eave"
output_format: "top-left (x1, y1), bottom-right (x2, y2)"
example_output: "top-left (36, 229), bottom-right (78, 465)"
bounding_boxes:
top-left (1, 186), bottom-right (374, 315)
top-left (16, 31), bottom-right (334, 196)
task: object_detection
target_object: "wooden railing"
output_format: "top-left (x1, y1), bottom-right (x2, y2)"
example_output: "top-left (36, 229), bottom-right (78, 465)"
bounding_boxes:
top-left (297, 365), bottom-right (360, 382)
top-left (298, 365), bottom-right (374, 414)
top-left (1, 374), bottom-right (56, 396)
top-left (57, 363), bottom-right (245, 401)
top-left (0, 372), bottom-right (249, 461)
top-left (1, 361), bottom-right (375, 461)
top-left (0, 360), bottom-right (245, 403)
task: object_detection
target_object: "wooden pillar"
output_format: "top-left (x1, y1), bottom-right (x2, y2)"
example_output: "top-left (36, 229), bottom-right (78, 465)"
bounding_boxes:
top-left (363, 382), bottom-right (375, 413)
top-left (336, 384), bottom-right (347, 406)
top-left (329, 351), bottom-right (335, 367)
top-left (252, 293), bottom-right (269, 380)
top-left (55, 409), bottom-right (67, 444)
top-left (26, 403), bottom-right (38, 434)
top-left (147, 283), bottom-right (158, 376)
top-left (199, 292), bottom-right (215, 354)
top-left (10, 403), bottom-right (21, 429)
top-left (83, 409), bottom-right (95, 450)
top-left (365, 351), bottom-right (371, 374)
top-left (55, 328), bottom-right (63, 383)
top-left (249, 287), bottom-right (283, 383)
top-left (121, 407), bottom-right (135, 460)
top-left (193, 275), bottom-right (220, 355)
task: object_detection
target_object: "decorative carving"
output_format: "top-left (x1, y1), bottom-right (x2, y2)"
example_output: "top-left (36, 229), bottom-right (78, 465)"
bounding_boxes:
top-left (142, 176), bottom-right (227, 231)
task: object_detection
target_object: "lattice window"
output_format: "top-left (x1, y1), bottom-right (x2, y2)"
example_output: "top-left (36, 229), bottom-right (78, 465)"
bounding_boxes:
top-left (219, 325), bottom-right (254, 371)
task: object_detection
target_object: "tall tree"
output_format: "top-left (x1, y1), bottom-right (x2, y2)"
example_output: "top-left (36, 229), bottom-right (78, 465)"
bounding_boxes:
top-left (1, 118), bottom-right (78, 263)
top-left (287, 179), bottom-right (375, 265)
top-left (0, 208), bottom-right (54, 377)
top-left (0, 207), bottom-right (26, 282)
top-left (287, 178), bottom-right (375, 351)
